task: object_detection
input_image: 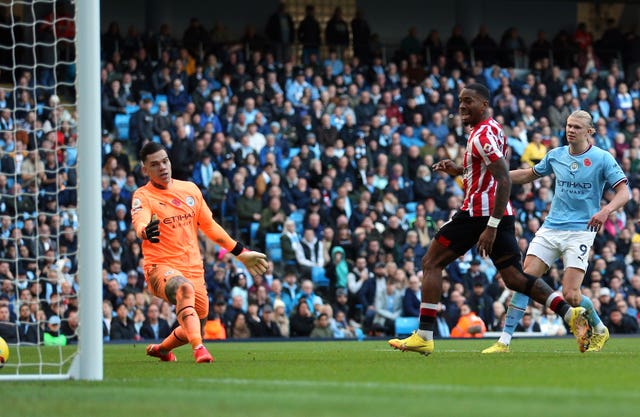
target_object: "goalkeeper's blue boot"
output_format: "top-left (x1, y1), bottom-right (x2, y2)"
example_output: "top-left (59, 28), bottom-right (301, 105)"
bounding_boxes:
top-left (146, 344), bottom-right (177, 362)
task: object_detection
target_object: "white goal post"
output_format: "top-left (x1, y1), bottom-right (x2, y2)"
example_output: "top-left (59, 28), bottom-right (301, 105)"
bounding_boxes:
top-left (0, 0), bottom-right (102, 381)
top-left (75, 0), bottom-right (103, 382)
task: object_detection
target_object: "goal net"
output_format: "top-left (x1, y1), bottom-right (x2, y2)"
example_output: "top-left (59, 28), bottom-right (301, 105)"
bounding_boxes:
top-left (0, 0), bottom-right (102, 380)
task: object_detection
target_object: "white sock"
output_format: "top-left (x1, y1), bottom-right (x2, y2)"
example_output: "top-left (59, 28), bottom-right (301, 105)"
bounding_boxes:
top-left (595, 323), bottom-right (607, 334)
top-left (416, 330), bottom-right (433, 340)
top-left (498, 333), bottom-right (512, 346)
top-left (193, 344), bottom-right (203, 350)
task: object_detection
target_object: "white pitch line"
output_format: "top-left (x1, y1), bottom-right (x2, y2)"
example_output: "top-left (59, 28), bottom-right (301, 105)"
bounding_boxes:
top-left (156, 377), bottom-right (640, 400)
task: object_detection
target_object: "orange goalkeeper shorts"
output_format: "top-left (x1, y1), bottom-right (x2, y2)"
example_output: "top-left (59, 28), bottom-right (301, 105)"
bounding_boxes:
top-left (144, 264), bottom-right (209, 319)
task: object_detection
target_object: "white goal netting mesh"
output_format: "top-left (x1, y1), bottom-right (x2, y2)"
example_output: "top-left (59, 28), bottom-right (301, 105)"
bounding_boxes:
top-left (0, 0), bottom-right (79, 377)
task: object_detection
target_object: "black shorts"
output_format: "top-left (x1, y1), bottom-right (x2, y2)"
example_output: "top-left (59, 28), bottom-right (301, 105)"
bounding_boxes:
top-left (434, 210), bottom-right (520, 262)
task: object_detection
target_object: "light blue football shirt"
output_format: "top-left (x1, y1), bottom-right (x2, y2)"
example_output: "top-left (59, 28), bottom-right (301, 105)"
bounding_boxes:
top-left (533, 145), bottom-right (628, 231)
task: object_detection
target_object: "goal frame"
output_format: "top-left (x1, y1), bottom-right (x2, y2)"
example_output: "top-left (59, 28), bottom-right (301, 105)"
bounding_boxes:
top-left (0, 0), bottom-right (103, 382)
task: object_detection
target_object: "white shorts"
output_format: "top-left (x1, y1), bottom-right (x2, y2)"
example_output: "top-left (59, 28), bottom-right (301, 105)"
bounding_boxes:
top-left (527, 227), bottom-right (596, 272)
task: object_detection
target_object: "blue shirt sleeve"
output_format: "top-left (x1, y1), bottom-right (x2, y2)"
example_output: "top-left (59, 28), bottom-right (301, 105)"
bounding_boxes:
top-left (602, 152), bottom-right (628, 188)
top-left (533, 151), bottom-right (552, 177)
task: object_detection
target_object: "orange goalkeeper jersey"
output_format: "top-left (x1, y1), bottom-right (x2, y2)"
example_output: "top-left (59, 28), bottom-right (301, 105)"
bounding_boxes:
top-left (131, 179), bottom-right (237, 276)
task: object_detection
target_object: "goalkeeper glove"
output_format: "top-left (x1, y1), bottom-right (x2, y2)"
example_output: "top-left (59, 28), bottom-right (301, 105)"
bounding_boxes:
top-left (145, 214), bottom-right (160, 243)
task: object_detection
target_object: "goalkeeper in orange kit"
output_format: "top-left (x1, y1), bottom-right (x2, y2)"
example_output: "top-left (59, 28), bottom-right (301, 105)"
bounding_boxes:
top-left (132, 142), bottom-right (268, 363)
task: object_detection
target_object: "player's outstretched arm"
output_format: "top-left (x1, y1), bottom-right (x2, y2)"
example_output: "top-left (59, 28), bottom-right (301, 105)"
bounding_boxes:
top-left (199, 211), bottom-right (269, 275)
top-left (509, 167), bottom-right (539, 185)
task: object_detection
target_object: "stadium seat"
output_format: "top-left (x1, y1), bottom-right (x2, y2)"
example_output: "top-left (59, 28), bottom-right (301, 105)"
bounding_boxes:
top-left (265, 233), bottom-right (282, 263)
top-left (404, 212), bottom-right (416, 226)
top-left (405, 202), bottom-right (418, 213)
top-left (155, 94), bottom-right (167, 105)
top-left (125, 104), bottom-right (139, 114)
top-left (311, 266), bottom-right (330, 288)
top-left (140, 91), bottom-right (154, 101)
top-left (221, 201), bottom-right (237, 236)
top-left (279, 157), bottom-right (291, 171)
top-left (249, 222), bottom-right (259, 246)
top-left (288, 147), bottom-right (300, 158)
top-left (394, 316), bottom-right (419, 337)
top-left (288, 210), bottom-right (305, 235)
top-left (114, 114), bottom-right (130, 140)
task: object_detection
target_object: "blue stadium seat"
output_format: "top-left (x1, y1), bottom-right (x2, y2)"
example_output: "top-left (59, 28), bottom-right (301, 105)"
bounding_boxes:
top-left (405, 202), bottom-right (418, 213)
top-left (114, 114), bottom-right (130, 140)
top-left (311, 266), bottom-right (330, 288)
top-left (155, 94), bottom-right (167, 105)
top-left (140, 91), bottom-right (154, 101)
top-left (125, 104), bottom-right (139, 114)
top-left (288, 147), bottom-right (300, 158)
top-left (395, 316), bottom-right (419, 337)
top-left (279, 157), bottom-right (291, 171)
top-left (288, 210), bottom-right (305, 235)
top-left (249, 222), bottom-right (259, 246)
top-left (404, 212), bottom-right (416, 226)
top-left (221, 200), bottom-right (237, 235)
top-left (265, 233), bottom-right (282, 263)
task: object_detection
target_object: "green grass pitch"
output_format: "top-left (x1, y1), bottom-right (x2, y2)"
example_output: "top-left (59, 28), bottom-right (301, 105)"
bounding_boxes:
top-left (1, 337), bottom-right (639, 417)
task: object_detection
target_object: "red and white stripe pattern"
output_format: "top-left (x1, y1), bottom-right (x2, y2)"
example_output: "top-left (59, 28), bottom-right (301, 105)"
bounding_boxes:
top-left (461, 118), bottom-right (514, 217)
top-left (419, 302), bottom-right (438, 318)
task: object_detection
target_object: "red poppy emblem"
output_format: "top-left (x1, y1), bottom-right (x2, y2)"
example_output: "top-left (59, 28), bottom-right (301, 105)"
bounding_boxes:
top-left (584, 158), bottom-right (591, 167)
top-left (171, 198), bottom-right (181, 206)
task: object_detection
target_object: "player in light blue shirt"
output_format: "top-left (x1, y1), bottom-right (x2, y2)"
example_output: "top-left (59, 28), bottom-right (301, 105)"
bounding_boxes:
top-left (533, 138), bottom-right (627, 231)
top-left (483, 110), bottom-right (630, 353)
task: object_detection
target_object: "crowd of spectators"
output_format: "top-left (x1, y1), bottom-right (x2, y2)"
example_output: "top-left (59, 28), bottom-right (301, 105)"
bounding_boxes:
top-left (2, 4), bottom-right (640, 347)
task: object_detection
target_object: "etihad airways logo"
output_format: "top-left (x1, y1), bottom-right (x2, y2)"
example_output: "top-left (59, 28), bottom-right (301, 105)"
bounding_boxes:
top-left (162, 212), bottom-right (195, 224)
top-left (557, 180), bottom-right (592, 189)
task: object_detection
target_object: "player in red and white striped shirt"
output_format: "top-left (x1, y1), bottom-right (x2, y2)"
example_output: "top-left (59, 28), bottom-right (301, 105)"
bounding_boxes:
top-left (460, 117), bottom-right (515, 217)
top-left (389, 83), bottom-right (590, 356)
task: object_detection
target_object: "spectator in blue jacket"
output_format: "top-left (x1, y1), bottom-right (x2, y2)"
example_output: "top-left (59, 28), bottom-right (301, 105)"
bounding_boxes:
top-left (402, 274), bottom-right (421, 317)
top-left (200, 101), bottom-right (223, 133)
top-left (286, 71), bottom-right (311, 109)
top-left (166, 78), bottom-right (190, 115)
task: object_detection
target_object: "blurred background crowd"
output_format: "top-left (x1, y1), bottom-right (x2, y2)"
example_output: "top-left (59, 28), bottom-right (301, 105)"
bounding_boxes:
top-left (1, 1), bottom-right (640, 347)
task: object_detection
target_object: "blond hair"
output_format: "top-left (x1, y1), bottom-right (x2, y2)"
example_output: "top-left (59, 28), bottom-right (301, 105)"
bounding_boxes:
top-left (568, 110), bottom-right (596, 136)
top-left (568, 110), bottom-right (594, 130)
